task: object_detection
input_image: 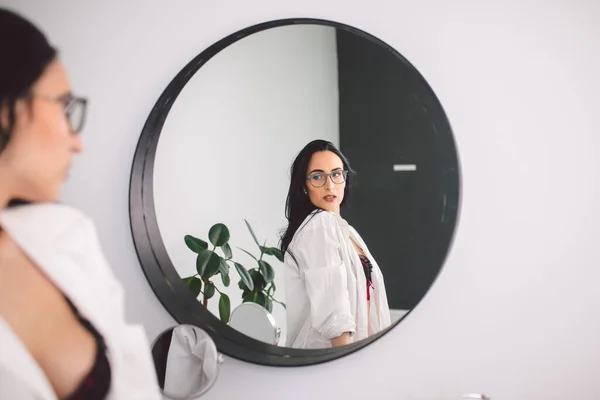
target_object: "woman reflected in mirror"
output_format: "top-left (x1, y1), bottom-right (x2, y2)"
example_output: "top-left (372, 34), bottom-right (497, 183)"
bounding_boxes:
top-left (280, 139), bottom-right (391, 349)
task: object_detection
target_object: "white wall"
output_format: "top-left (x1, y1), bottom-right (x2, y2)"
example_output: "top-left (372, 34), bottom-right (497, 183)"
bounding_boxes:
top-left (5, 0), bottom-right (599, 398)
top-left (153, 24), bottom-right (339, 342)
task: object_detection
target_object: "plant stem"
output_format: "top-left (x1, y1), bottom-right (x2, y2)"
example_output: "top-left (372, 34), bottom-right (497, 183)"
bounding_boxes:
top-left (202, 246), bottom-right (217, 307)
top-left (259, 239), bottom-right (267, 261)
top-left (202, 278), bottom-right (209, 307)
top-left (265, 291), bottom-right (285, 306)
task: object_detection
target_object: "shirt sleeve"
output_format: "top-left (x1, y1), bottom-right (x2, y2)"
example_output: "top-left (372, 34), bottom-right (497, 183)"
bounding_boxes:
top-left (293, 212), bottom-right (356, 340)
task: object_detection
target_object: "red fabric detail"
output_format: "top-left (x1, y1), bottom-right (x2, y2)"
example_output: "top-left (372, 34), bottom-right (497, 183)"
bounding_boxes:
top-left (366, 279), bottom-right (374, 301)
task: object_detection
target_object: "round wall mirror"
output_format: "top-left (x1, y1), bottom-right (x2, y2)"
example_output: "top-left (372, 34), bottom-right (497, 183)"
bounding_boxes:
top-left (130, 18), bottom-right (460, 366)
top-left (151, 324), bottom-right (221, 399)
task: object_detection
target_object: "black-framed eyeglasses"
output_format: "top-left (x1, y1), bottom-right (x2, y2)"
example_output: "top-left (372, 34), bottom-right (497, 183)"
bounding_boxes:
top-left (30, 93), bottom-right (88, 133)
top-left (306, 170), bottom-right (348, 188)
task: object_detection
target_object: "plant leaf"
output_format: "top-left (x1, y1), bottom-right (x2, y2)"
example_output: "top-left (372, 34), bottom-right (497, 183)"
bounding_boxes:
top-left (261, 247), bottom-right (283, 262)
top-left (221, 272), bottom-right (230, 287)
top-left (244, 219), bottom-right (261, 248)
top-left (258, 260), bottom-right (275, 283)
top-left (222, 243), bottom-right (232, 259)
top-left (248, 268), bottom-right (266, 290)
top-left (184, 235), bottom-right (208, 253)
top-left (219, 259), bottom-right (230, 287)
top-left (234, 262), bottom-right (254, 291)
top-left (219, 293), bottom-right (231, 323)
top-left (196, 249), bottom-right (222, 278)
top-left (237, 247), bottom-right (257, 261)
top-left (183, 276), bottom-right (202, 298)
top-left (208, 223), bottom-right (230, 247)
top-left (218, 259), bottom-right (230, 275)
top-left (204, 253), bottom-right (223, 278)
top-left (269, 247), bottom-right (284, 262)
top-left (243, 291), bottom-right (268, 308)
top-left (204, 281), bottom-right (216, 300)
top-left (242, 290), bottom-right (255, 302)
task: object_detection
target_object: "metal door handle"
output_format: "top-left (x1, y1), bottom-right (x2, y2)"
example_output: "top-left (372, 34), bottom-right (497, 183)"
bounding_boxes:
top-left (462, 394), bottom-right (491, 400)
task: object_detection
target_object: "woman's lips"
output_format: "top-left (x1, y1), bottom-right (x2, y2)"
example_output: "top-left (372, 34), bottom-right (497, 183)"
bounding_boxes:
top-left (323, 195), bottom-right (336, 202)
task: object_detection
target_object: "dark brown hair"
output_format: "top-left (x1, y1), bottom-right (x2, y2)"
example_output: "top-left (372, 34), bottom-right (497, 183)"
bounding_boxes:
top-left (0, 8), bottom-right (57, 152)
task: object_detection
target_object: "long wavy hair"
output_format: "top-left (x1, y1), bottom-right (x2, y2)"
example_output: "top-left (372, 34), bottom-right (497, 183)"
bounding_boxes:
top-left (279, 139), bottom-right (356, 255)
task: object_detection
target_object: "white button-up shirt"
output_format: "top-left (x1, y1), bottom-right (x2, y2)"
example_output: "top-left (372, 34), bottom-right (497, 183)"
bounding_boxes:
top-left (284, 210), bottom-right (391, 349)
top-left (0, 204), bottom-right (162, 400)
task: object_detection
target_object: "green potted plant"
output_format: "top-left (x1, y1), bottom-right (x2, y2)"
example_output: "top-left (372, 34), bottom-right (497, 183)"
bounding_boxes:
top-left (237, 220), bottom-right (286, 313)
top-left (181, 223), bottom-right (254, 323)
top-left (181, 220), bottom-right (285, 323)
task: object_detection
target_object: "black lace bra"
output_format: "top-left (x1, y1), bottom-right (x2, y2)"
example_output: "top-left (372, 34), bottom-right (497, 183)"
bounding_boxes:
top-left (359, 254), bottom-right (374, 300)
top-left (63, 297), bottom-right (112, 400)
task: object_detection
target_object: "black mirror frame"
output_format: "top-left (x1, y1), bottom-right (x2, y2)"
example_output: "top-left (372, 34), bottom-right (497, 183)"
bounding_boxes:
top-left (128, 17), bottom-right (461, 367)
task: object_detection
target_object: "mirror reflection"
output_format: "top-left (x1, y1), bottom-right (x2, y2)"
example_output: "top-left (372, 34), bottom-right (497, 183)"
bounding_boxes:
top-left (230, 302), bottom-right (281, 345)
top-left (153, 23), bottom-right (457, 349)
top-left (151, 325), bottom-right (220, 399)
top-left (280, 139), bottom-right (391, 348)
